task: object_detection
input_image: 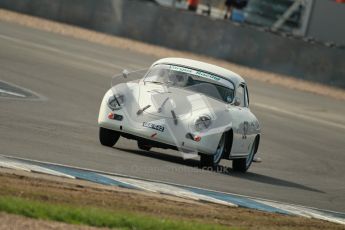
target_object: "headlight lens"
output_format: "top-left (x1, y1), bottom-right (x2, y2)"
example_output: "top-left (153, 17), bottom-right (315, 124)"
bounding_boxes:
top-left (194, 115), bottom-right (211, 131)
top-left (108, 94), bottom-right (124, 110)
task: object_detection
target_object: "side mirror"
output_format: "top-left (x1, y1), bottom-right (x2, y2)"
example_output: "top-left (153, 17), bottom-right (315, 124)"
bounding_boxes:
top-left (234, 97), bottom-right (241, 106)
top-left (122, 69), bottom-right (129, 78)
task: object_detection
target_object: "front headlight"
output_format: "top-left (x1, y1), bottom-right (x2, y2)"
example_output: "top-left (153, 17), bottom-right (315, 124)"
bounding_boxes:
top-left (108, 94), bottom-right (124, 110)
top-left (194, 115), bottom-right (212, 131)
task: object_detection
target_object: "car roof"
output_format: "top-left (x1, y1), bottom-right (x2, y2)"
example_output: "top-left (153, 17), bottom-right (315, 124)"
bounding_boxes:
top-left (152, 58), bottom-right (245, 86)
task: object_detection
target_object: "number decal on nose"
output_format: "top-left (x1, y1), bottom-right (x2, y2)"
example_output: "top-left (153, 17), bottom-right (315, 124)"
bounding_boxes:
top-left (242, 121), bottom-right (249, 139)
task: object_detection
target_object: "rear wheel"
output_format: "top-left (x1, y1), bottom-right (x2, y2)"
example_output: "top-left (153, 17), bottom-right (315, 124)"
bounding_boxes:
top-left (99, 127), bottom-right (120, 147)
top-left (232, 139), bottom-right (256, 172)
top-left (137, 141), bottom-right (152, 151)
top-left (200, 133), bottom-right (226, 169)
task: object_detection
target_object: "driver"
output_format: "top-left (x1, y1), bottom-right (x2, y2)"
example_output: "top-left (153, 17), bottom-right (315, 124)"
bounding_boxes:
top-left (156, 68), bottom-right (169, 82)
top-left (169, 73), bottom-right (189, 87)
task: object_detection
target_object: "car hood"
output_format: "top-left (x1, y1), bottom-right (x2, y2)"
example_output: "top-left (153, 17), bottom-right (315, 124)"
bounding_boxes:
top-left (137, 83), bottom-right (225, 120)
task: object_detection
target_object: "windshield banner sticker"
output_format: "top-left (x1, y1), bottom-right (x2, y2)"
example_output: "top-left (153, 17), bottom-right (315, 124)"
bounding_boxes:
top-left (170, 65), bottom-right (232, 89)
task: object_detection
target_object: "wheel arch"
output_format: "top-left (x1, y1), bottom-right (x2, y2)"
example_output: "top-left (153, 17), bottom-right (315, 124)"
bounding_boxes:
top-left (254, 134), bottom-right (260, 154)
top-left (223, 129), bottom-right (233, 159)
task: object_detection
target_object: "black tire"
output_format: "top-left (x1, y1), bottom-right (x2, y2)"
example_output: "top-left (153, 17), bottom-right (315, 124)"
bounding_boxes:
top-left (232, 158), bottom-right (248, 172)
top-left (137, 141), bottom-right (152, 151)
top-left (200, 133), bottom-right (227, 169)
top-left (200, 154), bottom-right (215, 169)
top-left (232, 139), bottom-right (256, 172)
top-left (99, 127), bottom-right (120, 147)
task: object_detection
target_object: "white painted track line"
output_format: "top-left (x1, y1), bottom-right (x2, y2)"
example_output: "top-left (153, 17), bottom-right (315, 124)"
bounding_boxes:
top-left (0, 89), bottom-right (26, 97)
top-left (253, 102), bottom-right (345, 130)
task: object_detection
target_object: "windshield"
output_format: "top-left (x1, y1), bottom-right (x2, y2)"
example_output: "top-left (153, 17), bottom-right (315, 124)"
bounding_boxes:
top-left (144, 64), bottom-right (235, 103)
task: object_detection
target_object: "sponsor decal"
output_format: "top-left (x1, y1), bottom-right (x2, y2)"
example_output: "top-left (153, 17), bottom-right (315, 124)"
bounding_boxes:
top-left (170, 65), bottom-right (193, 74)
top-left (170, 65), bottom-right (220, 82)
top-left (143, 122), bottom-right (165, 132)
top-left (195, 70), bottom-right (221, 81)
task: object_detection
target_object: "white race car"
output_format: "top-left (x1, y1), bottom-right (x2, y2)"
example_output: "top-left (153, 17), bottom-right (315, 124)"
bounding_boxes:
top-left (98, 58), bottom-right (261, 172)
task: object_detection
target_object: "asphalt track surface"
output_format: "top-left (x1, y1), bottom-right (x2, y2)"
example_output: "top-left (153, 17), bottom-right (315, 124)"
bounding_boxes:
top-left (1, 21), bottom-right (345, 212)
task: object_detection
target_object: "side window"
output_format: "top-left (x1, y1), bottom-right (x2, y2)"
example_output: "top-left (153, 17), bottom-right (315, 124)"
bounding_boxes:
top-left (236, 85), bottom-right (246, 107)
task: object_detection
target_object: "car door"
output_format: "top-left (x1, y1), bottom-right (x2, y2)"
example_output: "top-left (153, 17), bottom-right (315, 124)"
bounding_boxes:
top-left (242, 84), bottom-right (255, 153)
top-left (244, 84), bottom-right (260, 151)
top-left (231, 84), bottom-right (249, 155)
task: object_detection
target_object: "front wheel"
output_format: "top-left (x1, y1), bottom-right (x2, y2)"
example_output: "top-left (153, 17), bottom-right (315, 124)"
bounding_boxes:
top-left (99, 127), bottom-right (120, 147)
top-left (200, 133), bottom-right (226, 169)
top-left (232, 140), bottom-right (256, 172)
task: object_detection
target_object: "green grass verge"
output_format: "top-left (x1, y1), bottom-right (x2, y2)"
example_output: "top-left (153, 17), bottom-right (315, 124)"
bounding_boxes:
top-left (0, 196), bottom-right (230, 230)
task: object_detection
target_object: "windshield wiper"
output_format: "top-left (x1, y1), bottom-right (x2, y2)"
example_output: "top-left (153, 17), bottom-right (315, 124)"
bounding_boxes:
top-left (147, 89), bottom-right (171, 94)
top-left (148, 81), bottom-right (164, 85)
top-left (147, 81), bottom-right (174, 86)
top-left (158, 97), bottom-right (169, 113)
top-left (137, 105), bottom-right (151, 115)
top-left (171, 110), bottom-right (178, 125)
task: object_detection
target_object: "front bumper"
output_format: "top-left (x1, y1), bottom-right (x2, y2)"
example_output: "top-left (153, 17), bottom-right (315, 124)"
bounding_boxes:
top-left (98, 105), bottom-right (220, 155)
